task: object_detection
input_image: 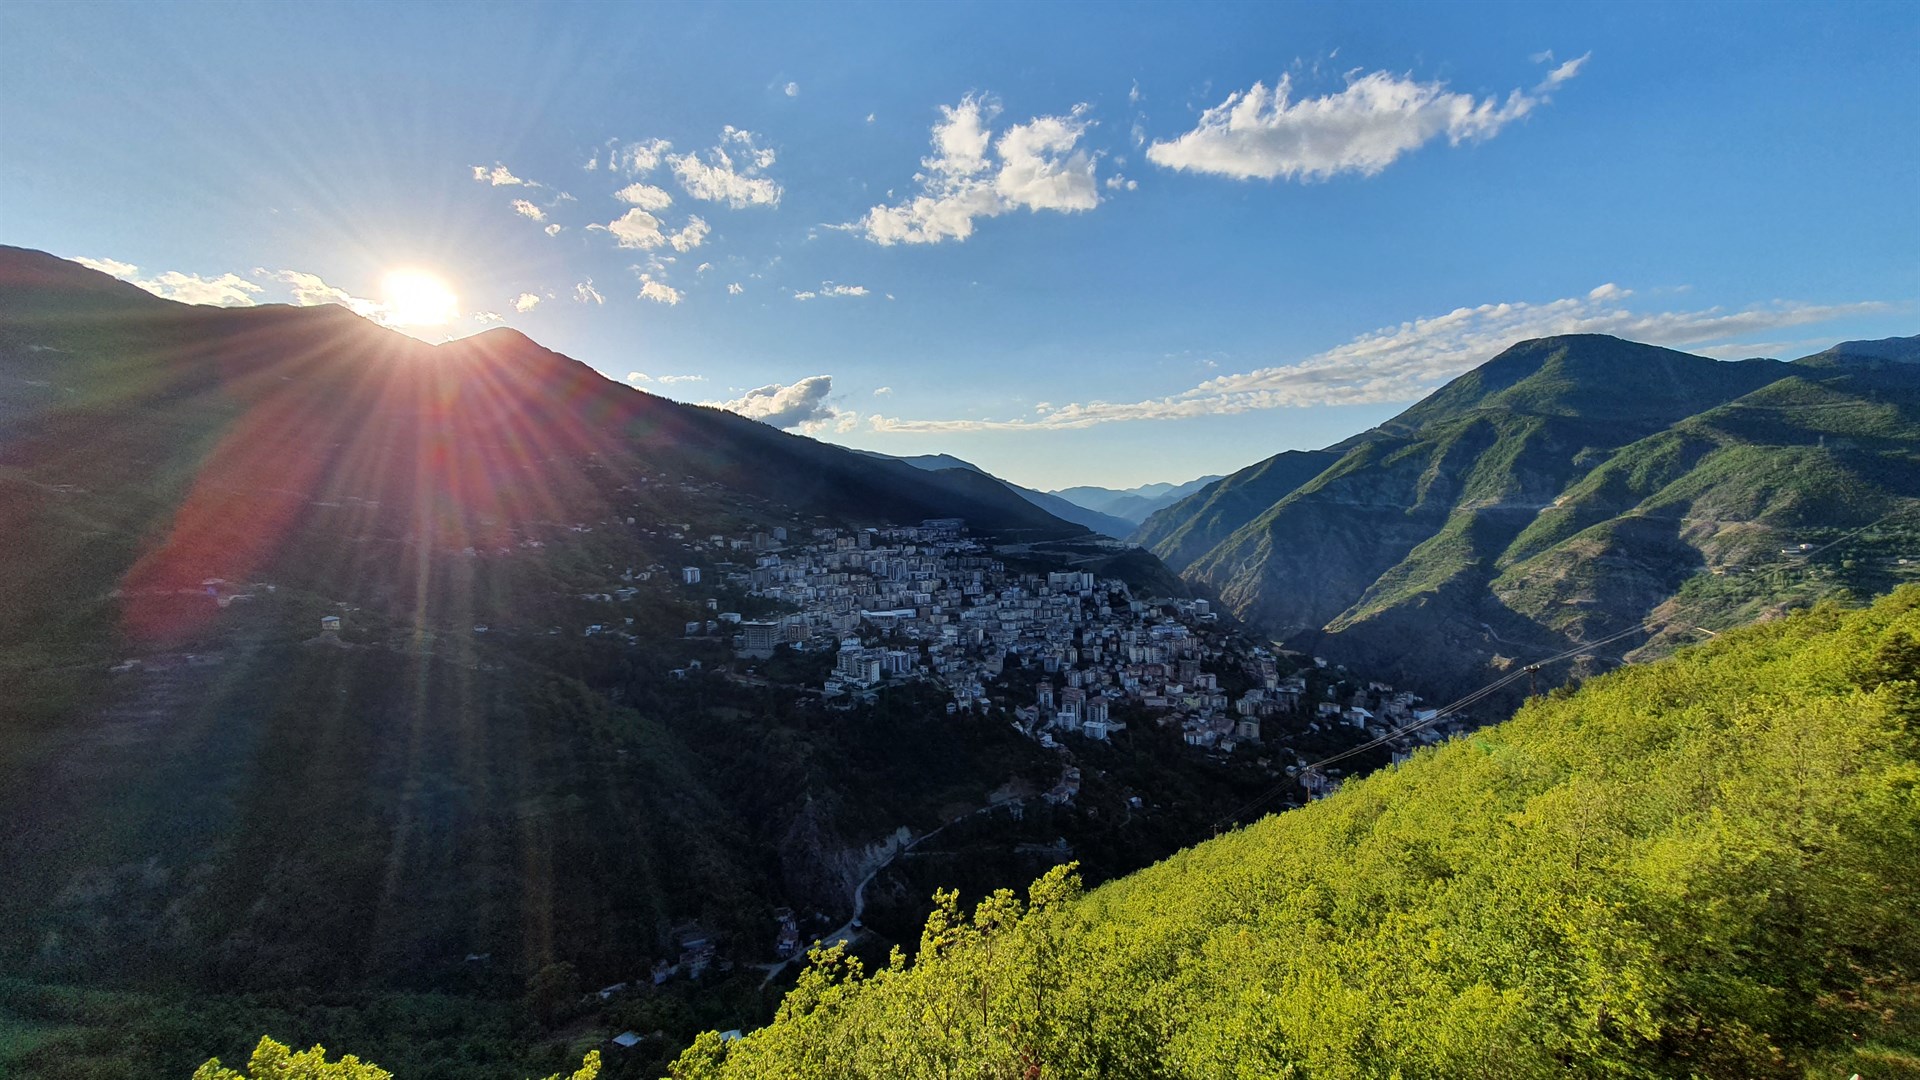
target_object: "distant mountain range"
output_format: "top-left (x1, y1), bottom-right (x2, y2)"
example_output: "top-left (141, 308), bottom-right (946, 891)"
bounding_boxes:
top-left (1134, 332), bottom-right (1920, 699)
top-left (1049, 475), bottom-right (1223, 525)
top-left (851, 449), bottom-right (1140, 538)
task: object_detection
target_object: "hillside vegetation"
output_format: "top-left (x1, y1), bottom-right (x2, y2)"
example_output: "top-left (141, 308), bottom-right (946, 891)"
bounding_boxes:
top-left (672, 587), bottom-right (1920, 1078)
top-left (1134, 334), bottom-right (1920, 701)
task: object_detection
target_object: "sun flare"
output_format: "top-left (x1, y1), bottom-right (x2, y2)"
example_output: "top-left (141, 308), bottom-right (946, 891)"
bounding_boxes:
top-left (380, 269), bottom-right (459, 327)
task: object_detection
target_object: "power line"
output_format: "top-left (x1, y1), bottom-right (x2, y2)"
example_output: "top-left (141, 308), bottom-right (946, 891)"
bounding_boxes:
top-left (1210, 619), bottom-right (1661, 832)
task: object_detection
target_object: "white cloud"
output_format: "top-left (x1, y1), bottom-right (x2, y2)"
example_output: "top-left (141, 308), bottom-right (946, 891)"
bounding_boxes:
top-left (669, 126), bottom-right (783, 208)
top-left (1129, 81), bottom-right (1143, 105)
top-left (670, 215), bottom-right (711, 253)
top-left (592, 207), bottom-right (708, 252)
top-left (76, 256), bottom-right (266, 308)
top-left (696, 262), bottom-right (712, 273)
top-left (472, 163), bottom-right (539, 187)
top-left (511, 199), bottom-right (546, 222)
top-left (592, 208), bottom-right (667, 249)
top-left (866, 112), bottom-right (876, 124)
top-left (134, 271), bottom-right (264, 307)
top-left (1105, 174), bottom-right (1139, 191)
top-left (575, 280), bottom-right (605, 305)
top-left (867, 288), bottom-right (1886, 432)
top-left (474, 311), bottom-right (504, 324)
top-left (262, 269), bottom-right (380, 317)
top-left (637, 275), bottom-right (683, 305)
top-left (1541, 54), bottom-right (1589, 89)
top-left (709, 374), bottom-right (841, 430)
top-left (1145, 57), bottom-right (1588, 181)
top-left (793, 282), bottom-right (869, 300)
top-left (784, 81), bottom-right (800, 97)
top-left (614, 182), bottom-right (674, 210)
top-left (727, 282), bottom-right (744, 295)
top-left (626, 372), bottom-right (651, 384)
top-left (512, 292), bottom-right (541, 313)
top-left (73, 256), bottom-right (138, 277)
top-left (872, 386), bottom-right (893, 396)
top-left (850, 95), bottom-right (1100, 245)
top-left (605, 138), bottom-right (673, 176)
top-left (545, 223), bottom-right (563, 236)
top-left (1588, 282), bottom-right (1630, 301)
top-left (657, 373), bottom-right (706, 384)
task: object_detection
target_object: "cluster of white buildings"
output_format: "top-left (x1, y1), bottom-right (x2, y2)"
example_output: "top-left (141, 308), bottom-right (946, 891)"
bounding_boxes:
top-left (711, 520), bottom-right (1430, 760)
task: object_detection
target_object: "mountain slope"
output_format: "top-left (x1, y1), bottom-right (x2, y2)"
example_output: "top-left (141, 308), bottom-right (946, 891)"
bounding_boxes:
top-left (0, 248), bottom-right (1101, 1002)
top-left (852, 449), bottom-right (1137, 538)
top-left (677, 588), bottom-right (1920, 1077)
top-left (1146, 333), bottom-right (1920, 699)
top-left (1129, 449), bottom-right (1342, 570)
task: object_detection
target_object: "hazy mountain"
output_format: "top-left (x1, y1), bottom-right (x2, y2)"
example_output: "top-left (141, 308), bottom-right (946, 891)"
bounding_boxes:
top-left (1139, 333), bottom-right (1920, 699)
top-left (854, 449), bottom-right (1138, 538)
top-left (1048, 474), bottom-right (1222, 524)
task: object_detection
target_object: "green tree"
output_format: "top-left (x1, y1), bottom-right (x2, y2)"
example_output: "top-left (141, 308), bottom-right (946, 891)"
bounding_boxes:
top-left (192, 1037), bottom-right (600, 1080)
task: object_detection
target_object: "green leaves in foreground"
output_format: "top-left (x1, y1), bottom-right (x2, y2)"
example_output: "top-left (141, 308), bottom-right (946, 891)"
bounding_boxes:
top-left (191, 1037), bottom-right (599, 1080)
top-left (675, 587), bottom-right (1920, 1078)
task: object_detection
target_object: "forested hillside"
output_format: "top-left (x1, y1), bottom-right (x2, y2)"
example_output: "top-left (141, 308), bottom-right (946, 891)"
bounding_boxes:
top-left (1134, 334), bottom-right (1920, 701)
top-left (673, 587), bottom-right (1920, 1078)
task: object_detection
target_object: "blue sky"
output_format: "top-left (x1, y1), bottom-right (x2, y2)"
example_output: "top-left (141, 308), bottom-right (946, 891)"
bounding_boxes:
top-left (3, 1), bottom-right (1915, 489)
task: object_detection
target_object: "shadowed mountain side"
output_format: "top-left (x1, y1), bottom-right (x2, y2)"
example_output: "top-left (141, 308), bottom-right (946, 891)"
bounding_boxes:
top-left (852, 449), bottom-right (1138, 538)
top-left (0, 246), bottom-right (1087, 652)
top-left (0, 247), bottom-right (1119, 1004)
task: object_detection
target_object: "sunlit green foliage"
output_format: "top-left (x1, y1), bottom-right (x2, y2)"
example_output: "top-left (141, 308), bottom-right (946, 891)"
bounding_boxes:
top-left (187, 1037), bottom-right (598, 1080)
top-left (675, 587), bottom-right (1920, 1077)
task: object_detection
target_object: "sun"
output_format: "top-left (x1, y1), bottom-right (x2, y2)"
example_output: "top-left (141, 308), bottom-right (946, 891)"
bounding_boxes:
top-left (380, 269), bottom-right (459, 327)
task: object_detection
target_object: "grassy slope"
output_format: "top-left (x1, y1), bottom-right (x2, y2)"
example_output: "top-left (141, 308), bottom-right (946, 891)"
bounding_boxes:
top-left (680, 588), bottom-right (1920, 1078)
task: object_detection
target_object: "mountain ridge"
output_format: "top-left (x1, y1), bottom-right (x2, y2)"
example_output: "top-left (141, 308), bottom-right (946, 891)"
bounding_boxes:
top-left (1135, 332), bottom-right (1920, 700)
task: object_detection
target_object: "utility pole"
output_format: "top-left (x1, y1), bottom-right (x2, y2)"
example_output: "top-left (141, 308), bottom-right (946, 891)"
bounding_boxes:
top-left (1525, 663), bottom-right (1541, 697)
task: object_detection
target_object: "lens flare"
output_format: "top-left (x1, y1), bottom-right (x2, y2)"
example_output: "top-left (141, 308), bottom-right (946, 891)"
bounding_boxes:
top-left (381, 269), bottom-right (459, 326)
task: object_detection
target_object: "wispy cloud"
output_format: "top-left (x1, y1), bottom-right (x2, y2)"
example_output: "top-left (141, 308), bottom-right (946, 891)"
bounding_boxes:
top-left (793, 282), bottom-right (869, 301)
top-left (511, 199), bottom-right (546, 221)
top-left (1146, 55), bottom-right (1588, 181)
top-left (592, 138), bottom-right (673, 176)
top-left (669, 127), bottom-right (782, 208)
top-left (848, 94), bottom-right (1100, 245)
top-left (72, 256), bottom-right (138, 277)
top-left (868, 288), bottom-right (1885, 432)
top-left (727, 282), bottom-right (745, 295)
top-left (137, 270), bottom-right (264, 306)
top-left (263, 269), bottom-right (383, 319)
top-left (574, 280), bottom-right (605, 305)
top-left (72, 256), bottom-right (265, 307)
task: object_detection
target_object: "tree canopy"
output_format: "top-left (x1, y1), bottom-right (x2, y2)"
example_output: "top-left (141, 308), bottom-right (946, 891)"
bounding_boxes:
top-left (673, 587), bottom-right (1920, 1078)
